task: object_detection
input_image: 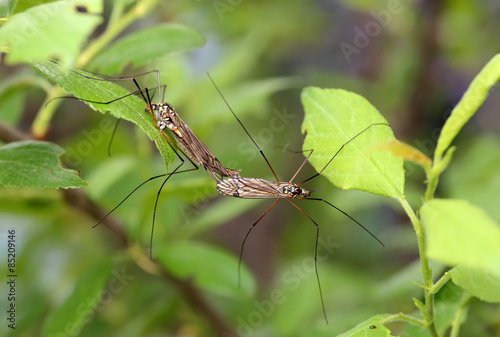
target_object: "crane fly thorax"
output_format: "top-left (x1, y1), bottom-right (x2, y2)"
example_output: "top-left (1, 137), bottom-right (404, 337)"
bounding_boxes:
top-left (149, 103), bottom-right (182, 136)
top-left (281, 183), bottom-right (311, 198)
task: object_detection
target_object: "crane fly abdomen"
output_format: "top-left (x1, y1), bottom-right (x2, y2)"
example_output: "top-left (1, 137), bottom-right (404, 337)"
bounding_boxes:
top-left (217, 177), bottom-right (311, 199)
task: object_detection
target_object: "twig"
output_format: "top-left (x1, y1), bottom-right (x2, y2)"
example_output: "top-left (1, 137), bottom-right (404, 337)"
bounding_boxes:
top-left (0, 119), bottom-right (236, 336)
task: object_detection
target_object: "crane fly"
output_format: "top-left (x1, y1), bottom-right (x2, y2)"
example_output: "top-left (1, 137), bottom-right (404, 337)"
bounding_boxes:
top-left (65, 68), bottom-right (240, 180)
top-left (57, 68), bottom-right (239, 256)
top-left (208, 73), bottom-right (389, 324)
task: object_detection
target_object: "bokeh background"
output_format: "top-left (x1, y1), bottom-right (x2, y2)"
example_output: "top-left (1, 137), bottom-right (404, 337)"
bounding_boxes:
top-left (1, 0), bottom-right (499, 336)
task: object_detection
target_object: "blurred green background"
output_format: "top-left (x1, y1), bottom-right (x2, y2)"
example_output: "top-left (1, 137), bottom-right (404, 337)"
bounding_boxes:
top-left (0, 0), bottom-right (499, 336)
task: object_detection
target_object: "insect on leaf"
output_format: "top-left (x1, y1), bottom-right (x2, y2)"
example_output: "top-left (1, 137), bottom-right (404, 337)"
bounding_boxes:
top-left (30, 60), bottom-right (174, 169)
top-left (301, 87), bottom-right (404, 198)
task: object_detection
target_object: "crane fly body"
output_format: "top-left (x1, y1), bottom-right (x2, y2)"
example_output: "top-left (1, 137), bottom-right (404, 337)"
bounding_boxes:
top-left (59, 68), bottom-right (240, 257)
top-left (217, 177), bottom-right (310, 199)
top-left (206, 72), bottom-right (391, 324)
top-left (149, 102), bottom-right (240, 181)
top-left (56, 66), bottom-right (390, 324)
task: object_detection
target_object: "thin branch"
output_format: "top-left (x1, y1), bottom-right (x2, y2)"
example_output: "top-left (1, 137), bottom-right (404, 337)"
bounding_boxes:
top-left (0, 120), bottom-right (31, 143)
top-left (450, 294), bottom-right (472, 337)
top-left (0, 120), bottom-right (236, 335)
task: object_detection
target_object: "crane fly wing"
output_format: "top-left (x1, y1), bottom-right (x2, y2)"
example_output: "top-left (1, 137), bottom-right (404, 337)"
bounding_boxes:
top-left (217, 178), bottom-right (282, 199)
top-left (172, 112), bottom-right (237, 181)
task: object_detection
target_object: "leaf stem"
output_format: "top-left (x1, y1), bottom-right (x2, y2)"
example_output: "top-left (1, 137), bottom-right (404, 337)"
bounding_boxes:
top-left (424, 146), bottom-right (455, 201)
top-left (77, 0), bottom-right (158, 67)
top-left (430, 271), bottom-right (450, 294)
top-left (449, 294), bottom-right (471, 337)
top-left (381, 312), bottom-right (426, 327)
top-left (32, 0), bottom-right (158, 138)
top-left (424, 166), bottom-right (438, 202)
top-left (398, 196), bottom-right (439, 337)
top-left (31, 86), bottom-right (66, 138)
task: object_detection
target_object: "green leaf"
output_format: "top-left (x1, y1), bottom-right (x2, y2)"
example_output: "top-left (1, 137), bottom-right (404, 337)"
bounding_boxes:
top-left (434, 54), bottom-right (500, 162)
top-left (421, 199), bottom-right (500, 277)
top-left (42, 258), bottom-right (114, 337)
top-left (0, 0), bottom-right (103, 66)
top-left (301, 87), bottom-right (404, 198)
top-left (30, 60), bottom-right (174, 168)
top-left (0, 140), bottom-right (87, 188)
top-left (338, 314), bottom-right (393, 337)
top-left (413, 297), bottom-right (426, 314)
top-left (433, 281), bottom-right (467, 335)
top-left (442, 135), bottom-right (500, 222)
top-left (12, 0), bottom-right (57, 15)
top-left (155, 241), bottom-right (256, 298)
top-left (403, 282), bottom-right (468, 336)
top-left (450, 265), bottom-right (500, 303)
top-left (88, 23), bottom-right (206, 73)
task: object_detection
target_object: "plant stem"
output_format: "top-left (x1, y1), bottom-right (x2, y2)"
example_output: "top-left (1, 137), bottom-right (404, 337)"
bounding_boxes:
top-left (450, 294), bottom-right (471, 337)
top-left (77, 0), bottom-right (158, 67)
top-left (382, 313), bottom-right (426, 327)
top-left (424, 166), bottom-right (439, 201)
top-left (398, 196), bottom-right (439, 337)
top-left (430, 271), bottom-right (450, 294)
top-left (31, 86), bottom-right (66, 138)
top-left (32, 0), bottom-right (158, 137)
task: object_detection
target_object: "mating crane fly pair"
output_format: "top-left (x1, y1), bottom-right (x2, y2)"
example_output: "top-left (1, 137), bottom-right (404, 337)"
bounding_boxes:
top-left (63, 68), bottom-right (389, 323)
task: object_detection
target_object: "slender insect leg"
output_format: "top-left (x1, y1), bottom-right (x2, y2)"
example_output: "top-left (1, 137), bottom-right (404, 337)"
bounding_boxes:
top-left (70, 67), bottom-right (166, 122)
top-left (93, 174), bottom-right (167, 228)
top-left (149, 164), bottom-right (198, 258)
top-left (45, 86), bottom-right (149, 108)
top-left (298, 197), bottom-right (384, 247)
top-left (238, 198), bottom-right (280, 288)
top-left (288, 149), bottom-right (314, 183)
top-left (149, 136), bottom-right (200, 258)
top-left (107, 118), bottom-right (121, 157)
top-left (285, 198), bottom-right (328, 325)
top-left (94, 120), bottom-right (199, 231)
top-left (206, 73), bottom-right (280, 182)
top-left (300, 123), bottom-right (389, 185)
top-left (98, 82), bottom-right (165, 158)
top-left (71, 68), bottom-right (160, 88)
